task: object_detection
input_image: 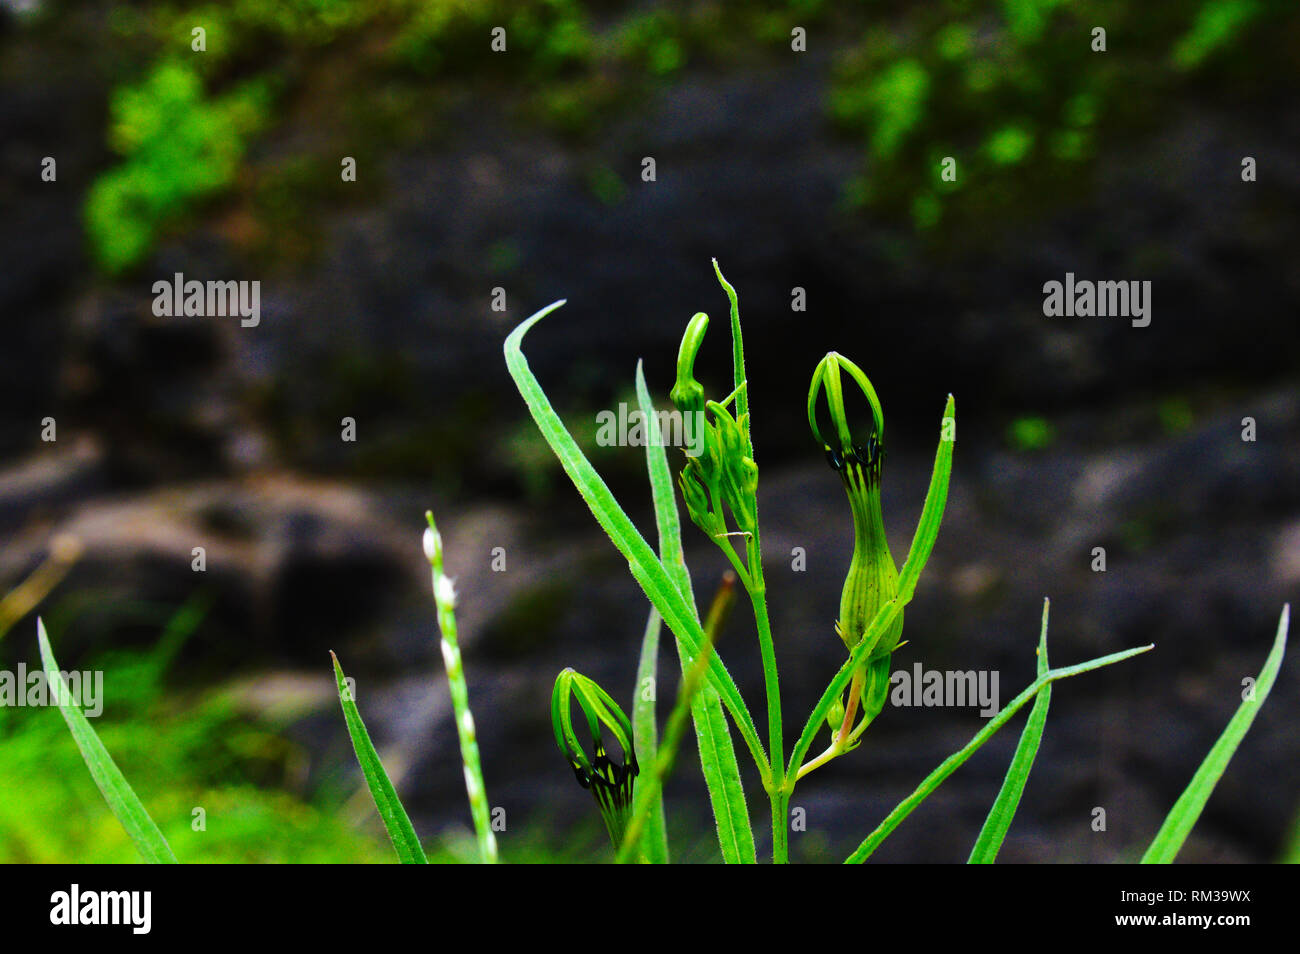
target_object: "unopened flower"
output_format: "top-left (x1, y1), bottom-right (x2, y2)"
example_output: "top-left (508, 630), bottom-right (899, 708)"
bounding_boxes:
top-left (669, 311), bottom-right (759, 539)
top-left (808, 352), bottom-right (902, 735)
top-left (551, 668), bottom-right (639, 849)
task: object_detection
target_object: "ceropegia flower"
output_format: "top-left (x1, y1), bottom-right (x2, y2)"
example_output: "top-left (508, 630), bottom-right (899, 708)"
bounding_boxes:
top-left (669, 312), bottom-right (759, 539)
top-left (551, 668), bottom-right (639, 849)
top-left (807, 352), bottom-right (902, 738)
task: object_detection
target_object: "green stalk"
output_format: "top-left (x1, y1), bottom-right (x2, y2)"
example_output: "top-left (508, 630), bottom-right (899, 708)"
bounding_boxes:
top-left (713, 258), bottom-right (788, 863)
top-left (745, 533), bottom-right (787, 863)
top-left (425, 511), bottom-right (498, 864)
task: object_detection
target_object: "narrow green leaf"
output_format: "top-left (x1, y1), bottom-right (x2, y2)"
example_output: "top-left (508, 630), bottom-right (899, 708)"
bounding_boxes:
top-left (898, 394), bottom-right (955, 600)
top-left (331, 652), bottom-right (428, 864)
top-left (37, 618), bottom-right (177, 864)
top-left (505, 303), bottom-right (768, 780)
top-left (711, 259), bottom-right (750, 451)
top-left (968, 598), bottom-right (1053, 863)
top-left (632, 607), bottom-right (670, 864)
top-left (691, 691), bottom-right (757, 863)
top-left (620, 598), bottom-right (742, 863)
top-left (1141, 604), bottom-right (1289, 864)
top-left (635, 360), bottom-right (696, 608)
top-left (635, 360), bottom-right (755, 863)
top-left (845, 641), bottom-right (1154, 863)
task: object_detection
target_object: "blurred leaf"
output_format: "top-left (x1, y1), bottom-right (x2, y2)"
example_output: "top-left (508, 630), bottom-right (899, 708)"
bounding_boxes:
top-left (1008, 415), bottom-right (1054, 451)
top-left (1171, 0), bottom-right (1263, 70)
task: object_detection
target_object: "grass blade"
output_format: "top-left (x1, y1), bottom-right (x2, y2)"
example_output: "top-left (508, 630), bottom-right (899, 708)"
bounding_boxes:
top-left (845, 640), bottom-right (1154, 863)
top-left (968, 598), bottom-right (1053, 863)
top-left (635, 360), bottom-right (754, 863)
top-left (632, 607), bottom-right (670, 863)
top-left (505, 303), bottom-right (768, 780)
top-left (635, 360), bottom-right (696, 608)
top-left (424, 512), bottom-right (498, 863)
top-left (1141, 604), bottom-right (1289, 864)
top-left (37, 618), bottom-right (177, 864)
top-left (692, 693), bottom-right (756, 863)
top-left (331, 651), bottom-right (428, 864)
top-left (619, 581), bottom-right (736, 863)
top-left (711, 259), bottom-right (750, 452)
top-left (898, 394), bottom-right (955, 600)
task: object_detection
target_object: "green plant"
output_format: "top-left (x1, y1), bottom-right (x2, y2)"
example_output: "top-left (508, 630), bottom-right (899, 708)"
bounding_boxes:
top-left (25, 264), bottom-right (1292, 863)
top-left (494, 261), bottom-right (1290, 862)
top-left (84, 62), bottom-right (271, 273)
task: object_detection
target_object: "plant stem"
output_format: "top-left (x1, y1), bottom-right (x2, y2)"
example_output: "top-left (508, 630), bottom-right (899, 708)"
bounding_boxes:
top-left (771, 786), bottom-right (789, 864)
top-left (746, 532), bottom-right (787, 863)
top-left (835, 669), bottom-right (865, 750)
top-left (792, 668), bottom-right (866, 782)
top-left (425, 512), bottom-right (499, 864)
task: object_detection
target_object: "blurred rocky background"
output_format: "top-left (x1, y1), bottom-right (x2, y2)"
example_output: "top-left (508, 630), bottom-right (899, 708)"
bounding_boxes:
top-left (0, 0), bottom-right (1297, 862)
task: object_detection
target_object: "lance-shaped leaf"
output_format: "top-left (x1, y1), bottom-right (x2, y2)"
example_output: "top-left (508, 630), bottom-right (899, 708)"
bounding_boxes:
top-left (38, 618), bottom-right (177, 864)
top-left (968, 598), bottom-right (1054, 863)
top-left (332, 652), bottom-right (427, 864)
top-left (1141, 604), bottom-right (1289, 864)
top-left (636, 361), bottom-right (755, 864)
top-left (845, 641), bottom-right (1154, 863)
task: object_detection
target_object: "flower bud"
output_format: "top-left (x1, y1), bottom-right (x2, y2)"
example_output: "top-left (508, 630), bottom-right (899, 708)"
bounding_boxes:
top-left (707, 400), bottom-right (759, 535)
top-left (669, 312), bottom-right (709, 416)
top-left (809, 353), bottom-right (903, 738)
top-left (551, 668), bottom-right (639, 849)
top-left (679, 463), bottom-right (723, 538)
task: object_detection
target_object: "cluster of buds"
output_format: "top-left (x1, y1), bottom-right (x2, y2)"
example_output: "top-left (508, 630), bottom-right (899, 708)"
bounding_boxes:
top-left (669, 312), bottom-right (759, 540)
top-left (808, 352), bottom-right (903, 741)
top-left (551, 668), bottom-right (639, 849)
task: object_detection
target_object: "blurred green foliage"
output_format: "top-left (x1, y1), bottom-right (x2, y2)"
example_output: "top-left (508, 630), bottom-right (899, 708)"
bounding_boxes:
top-left (1157, 396), bottom-right (1195, 436)
top-left (85, 63), bottom-right (271, 273)
top-left (0, 600), bottom-right (394, 861)
top-left (1171, 0), bottom-right (1264, 70)
top-left (829, 0), bottom-right (1288, 233)
top-left (1007, 415), bottom-right (1055, 451)
top-left (79, 0), bottom-right (1292, 269)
